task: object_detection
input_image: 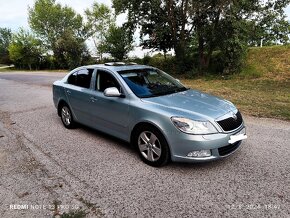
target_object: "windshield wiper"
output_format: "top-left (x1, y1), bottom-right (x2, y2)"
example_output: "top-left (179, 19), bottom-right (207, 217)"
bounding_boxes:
top-left (151, 87), bottom-right (187, 97)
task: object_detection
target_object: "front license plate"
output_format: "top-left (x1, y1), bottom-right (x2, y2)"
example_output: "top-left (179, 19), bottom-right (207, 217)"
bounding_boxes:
top-left (228, 128), bottom-right (247, 144)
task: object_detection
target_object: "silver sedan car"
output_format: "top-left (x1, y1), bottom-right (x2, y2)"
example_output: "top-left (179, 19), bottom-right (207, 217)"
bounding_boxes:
top-left (53, 63), bottom-right (247, 167)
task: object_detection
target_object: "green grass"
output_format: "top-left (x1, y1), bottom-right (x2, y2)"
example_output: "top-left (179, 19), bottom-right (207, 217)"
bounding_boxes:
top-left (181, 77), bottom-right (290, 120)
top-left (240, 45), bottom-right (290, 79)
top-left (181, 45), bottom-right (290, 120)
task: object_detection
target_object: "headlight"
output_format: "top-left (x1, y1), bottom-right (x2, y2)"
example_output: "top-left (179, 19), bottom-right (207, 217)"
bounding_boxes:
top-left (171, 117), bottom-right (218, 134)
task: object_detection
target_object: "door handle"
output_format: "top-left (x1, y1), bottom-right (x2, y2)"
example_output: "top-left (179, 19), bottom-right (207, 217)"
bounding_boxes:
top-left (66, 90), bottom-right (71, 95)
top-left (90, 97), bottom-right (98, 102)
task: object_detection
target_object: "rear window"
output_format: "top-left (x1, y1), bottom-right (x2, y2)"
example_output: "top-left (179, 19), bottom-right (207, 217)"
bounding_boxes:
top-left (67, 69), bottom-right (94, 88)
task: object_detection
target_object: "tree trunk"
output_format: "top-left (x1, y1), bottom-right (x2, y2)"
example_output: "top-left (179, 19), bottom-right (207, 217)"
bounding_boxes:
top-left (198, 36), bottom-right (206, 73)
top-left (175, 43), bottom-right (185, 61)
top-left (163, 50), bottom-right (167, 60)
top-left (174, 42), bottom-right (187, 73)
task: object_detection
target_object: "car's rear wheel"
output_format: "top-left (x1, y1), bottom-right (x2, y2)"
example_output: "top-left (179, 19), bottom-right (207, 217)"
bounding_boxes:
top-left (60, 104), bottom-right (76, 129)
top-left (134, 125), bottom-right (170, 167)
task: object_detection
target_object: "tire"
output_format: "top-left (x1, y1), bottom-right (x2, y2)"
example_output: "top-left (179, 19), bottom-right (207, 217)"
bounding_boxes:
top-left (133, 124), bottom-right (170, 167)
top-left (60, 104), bottom-right (76, 129)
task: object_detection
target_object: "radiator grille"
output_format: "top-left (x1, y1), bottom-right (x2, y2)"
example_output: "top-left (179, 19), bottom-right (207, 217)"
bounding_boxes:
top-left (217, 111), bottom-right (243, 132)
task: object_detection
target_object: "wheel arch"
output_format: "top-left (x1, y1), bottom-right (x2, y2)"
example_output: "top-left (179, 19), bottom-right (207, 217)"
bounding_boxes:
top-left (57, 99), bottom-right (68, 117)
top-left (130, 121), bottom-right (172, 153)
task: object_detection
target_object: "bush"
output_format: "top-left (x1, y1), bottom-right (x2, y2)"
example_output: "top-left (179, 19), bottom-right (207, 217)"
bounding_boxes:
top-left (208, 51), bottom-right (227, 74)
top-left (137, 53), bottom-right (194, 75)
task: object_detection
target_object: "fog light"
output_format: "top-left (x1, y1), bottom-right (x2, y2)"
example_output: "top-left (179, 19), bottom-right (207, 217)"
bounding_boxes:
top-left (187, 150), bottom-right (211, 158)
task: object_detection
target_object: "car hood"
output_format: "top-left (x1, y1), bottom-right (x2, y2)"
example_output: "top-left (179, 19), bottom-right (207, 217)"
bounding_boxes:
top-left (141, 89), bottom-right (236, 119)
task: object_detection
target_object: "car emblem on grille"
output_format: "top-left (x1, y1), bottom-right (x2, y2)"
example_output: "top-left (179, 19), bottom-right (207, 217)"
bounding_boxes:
top-left (232, 112), bottom-right (237, 121)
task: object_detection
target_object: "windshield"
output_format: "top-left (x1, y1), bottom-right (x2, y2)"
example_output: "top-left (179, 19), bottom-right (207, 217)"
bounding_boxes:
top-left (118, 68), bottom-right (188, 98)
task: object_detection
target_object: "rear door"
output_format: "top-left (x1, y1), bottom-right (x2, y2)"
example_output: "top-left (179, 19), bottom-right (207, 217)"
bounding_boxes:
top-left (65, 68), bottom-right (95, 123)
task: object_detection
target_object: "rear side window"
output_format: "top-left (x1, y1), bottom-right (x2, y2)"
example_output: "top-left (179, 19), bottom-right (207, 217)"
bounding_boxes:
top-left (67, 72), bottom-right (77, 85)
top-left (77, 69), bottom-right (93, 88)
top-left (67, 69), bottom-right (94, 88)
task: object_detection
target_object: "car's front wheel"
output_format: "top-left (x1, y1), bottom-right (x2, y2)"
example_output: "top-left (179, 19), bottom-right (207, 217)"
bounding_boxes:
top-left (60, 104), bottom-right (76, 129)
top-left (134, 125), bottom-right (170, 167)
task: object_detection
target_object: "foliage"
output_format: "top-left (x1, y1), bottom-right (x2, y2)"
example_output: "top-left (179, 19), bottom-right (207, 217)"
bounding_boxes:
top-left (248, 2), bottom-right (290, 46)
top-left (138, 2), bottom-right (174, 56)
top-left (3, 0), bottom-right (289, 74)
top-left (85, 2), bottom-right (114, 60)
top-left (113, 0), bottom-right (194, 63)
top-left (215, 18), bottom-right (249, 74)
top-left (28, 0), bottom-right (88, 46)
top-left (28, 0), bottom-right (89, 68)
top-left (113, 0), bottom-right (290, 74)
top-left (0, 27), bottom-right (12, 64)
top-left (54, 32), bottom-right (88, 69)
top-left (103, 25), bottom-right (133, 60)
top-left (54, 30), bottom-right (90, 69)
top-left (186, 0), bottom-right (290, 73)
top-left (8, 29), bottom-right (43, 70)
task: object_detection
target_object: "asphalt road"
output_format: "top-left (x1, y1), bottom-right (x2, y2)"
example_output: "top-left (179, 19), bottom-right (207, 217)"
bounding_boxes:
top-left (0, 71), bottom-right (289, 217)
top-left (0, 71), bottom-right (66, 87)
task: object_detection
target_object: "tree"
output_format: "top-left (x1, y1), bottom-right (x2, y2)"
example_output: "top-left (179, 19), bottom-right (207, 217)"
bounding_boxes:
top-left (271, 19), bottom-right (290, 44)
top-left (103, 25), bottom-right (133, 60)
top-left (0, 27), bottom-right (12, 64)
top-left (192, 0), bottom-right (254, 72)
top-left (54, 30), bottom-right (90, 69)
top-left (113, 0), bottom-right (193, 63)
top-left (8, 29), bottom-right (43, 70)
top-left (139, 3), bottom-right (173, 57)
top-left (211, 0), bottom-right (290, 73)
top-left (28, 0), bottom-right (88, 68)
top-left (113, 0), bottom-right (290, 73)
top-left (248, 11), bottom-right (290, 46)
top-left (85, 2), bottom-right (114, 60)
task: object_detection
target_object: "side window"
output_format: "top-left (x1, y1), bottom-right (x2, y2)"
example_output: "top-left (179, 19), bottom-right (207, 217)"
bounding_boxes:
top-left (76, 69), bottom-right (94, 88)
top-left (67, 69), bottom-right (94, 88)
top-left (96, 70), bottom-right (121, 92)
top-left (67, 72), bottom-right (77, 85)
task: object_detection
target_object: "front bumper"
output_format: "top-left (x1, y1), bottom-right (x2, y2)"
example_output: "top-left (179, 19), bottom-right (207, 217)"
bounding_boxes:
top-left (169, 126), bottom-right (246, 163)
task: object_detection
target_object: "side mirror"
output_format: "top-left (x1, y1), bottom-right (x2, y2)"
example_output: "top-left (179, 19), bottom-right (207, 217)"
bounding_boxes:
top-left (104, 87), bottom-right (122, 97)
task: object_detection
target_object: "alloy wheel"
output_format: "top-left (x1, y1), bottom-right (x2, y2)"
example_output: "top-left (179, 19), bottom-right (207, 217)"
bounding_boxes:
top-left (138, 131), bottom-right (162, 162)
top-left (61, 106), bottom-right (71, 126)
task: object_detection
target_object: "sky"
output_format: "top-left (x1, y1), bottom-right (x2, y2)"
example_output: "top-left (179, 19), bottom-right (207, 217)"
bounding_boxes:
top-left (0, 0), bottom-right (147, 57)
top-left (0, 0), bottom-right (110, 30)
top-left (0, 0), bottom-right (290, 57)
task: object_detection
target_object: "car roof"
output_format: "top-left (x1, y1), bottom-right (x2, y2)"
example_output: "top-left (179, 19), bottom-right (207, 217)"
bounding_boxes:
top-left (80, 63), bottom-right (154, 72)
